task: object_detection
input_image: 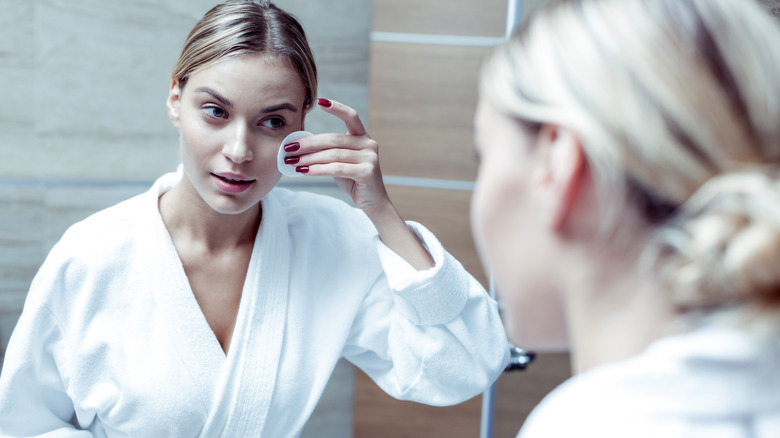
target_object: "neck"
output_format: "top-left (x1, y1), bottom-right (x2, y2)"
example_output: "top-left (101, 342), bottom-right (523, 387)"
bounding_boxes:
top-left (562, 244), bottom-right (685, 374)
top-left (159, 177), bottom-right (261, 253)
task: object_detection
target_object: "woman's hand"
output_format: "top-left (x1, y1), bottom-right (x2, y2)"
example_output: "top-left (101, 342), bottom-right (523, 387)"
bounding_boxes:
top-left (288, 98), bottom-right (389, 215)
top-left (286, 98), bottom-right (434, 270)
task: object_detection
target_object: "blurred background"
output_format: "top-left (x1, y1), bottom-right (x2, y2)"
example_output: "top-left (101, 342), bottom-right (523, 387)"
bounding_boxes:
top-left (1, 0), bottom-right (777, 437)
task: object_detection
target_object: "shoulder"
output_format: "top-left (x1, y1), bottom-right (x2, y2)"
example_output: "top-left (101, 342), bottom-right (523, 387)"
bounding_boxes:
top-left (519, 370), bottom-right (642, 438)
top-left (58, 190), bottom-right (150, 258)
top-left (30, 189), bottom-right (153, 302)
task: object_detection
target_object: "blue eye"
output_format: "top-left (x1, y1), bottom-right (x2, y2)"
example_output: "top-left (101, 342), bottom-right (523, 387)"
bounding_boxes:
top-left (204, 106), bottom-right (226, 118)
top-left (262, 117), bottom-right (285, 129)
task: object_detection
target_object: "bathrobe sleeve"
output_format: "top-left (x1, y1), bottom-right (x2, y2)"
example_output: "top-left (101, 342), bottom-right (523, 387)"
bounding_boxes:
top-left (0, 279), bottom-right (91, 437)
top-left (342, 221), bottom-right (509, 406)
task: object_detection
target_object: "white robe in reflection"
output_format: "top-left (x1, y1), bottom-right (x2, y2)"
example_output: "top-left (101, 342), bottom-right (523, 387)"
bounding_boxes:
top-left (0, 170), bottom-right (509, 437)
top-left (519, 325), bottom-right (780, 438)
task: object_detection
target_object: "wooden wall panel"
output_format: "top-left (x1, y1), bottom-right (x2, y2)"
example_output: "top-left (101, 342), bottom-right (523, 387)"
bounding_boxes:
top-left (373, 0), bottom-right (507, 37)
top-left (354, 353), bottom-right (571, 438)
top-left (354, 368), bottom-right (482, 438)
top-left (386, 186), bottom-right (485, 286)
top-left (370, 42), bottom-right (489, 180)
top-left (491, 353), bottom-right (572, 436)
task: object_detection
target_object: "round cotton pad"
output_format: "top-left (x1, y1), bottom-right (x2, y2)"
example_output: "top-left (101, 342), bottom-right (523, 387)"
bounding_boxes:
top-left (277, 131), bottom-right (313, 177)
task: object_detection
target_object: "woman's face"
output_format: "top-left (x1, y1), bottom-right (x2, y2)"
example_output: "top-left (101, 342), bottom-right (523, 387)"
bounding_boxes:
top-left (167, 54), bottom-right (306, 215)
top-left (471, 98), bottom-right (568, 350)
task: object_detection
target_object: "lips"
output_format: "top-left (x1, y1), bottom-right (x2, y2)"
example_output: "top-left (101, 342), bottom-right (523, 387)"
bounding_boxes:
top-left (212, 172), bottom-right (255, 194)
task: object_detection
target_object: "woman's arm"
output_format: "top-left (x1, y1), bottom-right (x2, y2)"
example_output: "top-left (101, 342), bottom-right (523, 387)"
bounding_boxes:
top-left (0, 301), bottom-right (92, 437)
top-left (343, 221), bottom-right (509, 405)
top-left (284, 98), bottom-right (434, 270)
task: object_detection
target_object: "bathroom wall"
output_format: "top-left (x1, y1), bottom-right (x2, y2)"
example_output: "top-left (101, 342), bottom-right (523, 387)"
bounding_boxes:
top-left (0, 0), bottom-right (370, 436)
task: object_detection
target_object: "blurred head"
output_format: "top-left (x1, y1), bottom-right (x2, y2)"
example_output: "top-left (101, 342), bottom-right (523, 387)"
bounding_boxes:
top-left (473, 0), bottom-right (780, 347)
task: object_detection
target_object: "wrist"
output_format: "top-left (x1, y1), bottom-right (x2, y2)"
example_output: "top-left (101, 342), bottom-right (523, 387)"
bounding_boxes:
top-left (363, 198), bottom-right (401, 233)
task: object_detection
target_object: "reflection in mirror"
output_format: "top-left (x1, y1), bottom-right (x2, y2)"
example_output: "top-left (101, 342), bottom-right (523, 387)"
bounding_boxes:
top-left (0, 1), bottom-right (510, 437)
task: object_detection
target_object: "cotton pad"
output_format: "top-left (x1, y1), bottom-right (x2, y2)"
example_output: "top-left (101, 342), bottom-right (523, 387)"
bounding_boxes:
top-left (277, 131), bottom-right (313, 177)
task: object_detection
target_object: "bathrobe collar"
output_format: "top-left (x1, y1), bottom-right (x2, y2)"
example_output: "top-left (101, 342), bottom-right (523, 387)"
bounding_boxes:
top-left (141, 171), bottom-right (291, 436)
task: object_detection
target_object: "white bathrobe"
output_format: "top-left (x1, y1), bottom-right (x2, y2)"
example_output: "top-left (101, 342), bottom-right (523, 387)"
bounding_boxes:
top-left (519, 325), bottom-right (780, 438)
top-left (0, 171), bottom-right (509, 437)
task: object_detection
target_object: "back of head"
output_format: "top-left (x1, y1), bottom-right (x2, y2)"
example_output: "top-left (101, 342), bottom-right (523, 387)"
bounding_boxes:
top-left (481, 0), bottom-right (780, 329)
top-left (171, 0), bottom-right (317, 112)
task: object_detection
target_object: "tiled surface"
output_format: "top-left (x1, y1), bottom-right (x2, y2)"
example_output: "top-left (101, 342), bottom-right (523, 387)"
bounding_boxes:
top-left (370, 42), bottom-right (489, 181)
top-left (0, 0), bottom-right (371, 181)
top-left (0, 1), bottom-right (370, 436)
top-left (373, 0), bottom-right (506, 37)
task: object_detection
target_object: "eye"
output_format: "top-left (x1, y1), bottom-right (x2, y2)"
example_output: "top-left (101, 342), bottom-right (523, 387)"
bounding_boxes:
top-left (261, 117), bottom-right (286, 129)
top-left (203, 105), bottom-right (227, 119)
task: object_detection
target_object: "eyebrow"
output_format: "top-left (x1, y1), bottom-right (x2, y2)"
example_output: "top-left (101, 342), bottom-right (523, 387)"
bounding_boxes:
top-left (195, 87), bottom-right (233, 108)
top-left (194, 86), bottom-right (299, 114)
top-left (261, 102), bottom-right (299, 113)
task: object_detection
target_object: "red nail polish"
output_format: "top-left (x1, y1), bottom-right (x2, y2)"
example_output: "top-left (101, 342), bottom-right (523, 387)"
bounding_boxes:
top-left (296, 166), bottom-right (309, 174)
top-left (284, 142), bottom-right (300, 152)
top-left (317, 98), bottom-right (332, 108)
top-left (284, 156), bottom-right (299, 165)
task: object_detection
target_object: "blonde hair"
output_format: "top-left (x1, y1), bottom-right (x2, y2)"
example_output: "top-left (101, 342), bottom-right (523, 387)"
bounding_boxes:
top-left (171, 0), bottom-right (317, 113)
top-left (481, 0), bottom-right (780, 317)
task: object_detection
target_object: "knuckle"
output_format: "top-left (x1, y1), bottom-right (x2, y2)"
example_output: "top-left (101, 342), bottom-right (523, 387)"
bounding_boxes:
top-left (358, 163), bottom-right (374, 178)
top-left (331, 134), bottom-right (346, 147)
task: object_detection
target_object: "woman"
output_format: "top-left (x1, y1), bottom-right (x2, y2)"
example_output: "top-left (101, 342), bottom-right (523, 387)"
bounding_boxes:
top-left (472, 0), bottom-right (780, 436)
top-left (0, 1), bottom-right (509, 436)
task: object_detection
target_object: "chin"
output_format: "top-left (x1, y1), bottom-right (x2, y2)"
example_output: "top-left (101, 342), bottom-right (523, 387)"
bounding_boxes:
top-left (206, 196), bottom-right (261, 216)
top-left (503, 310), bottom-right (570, 352)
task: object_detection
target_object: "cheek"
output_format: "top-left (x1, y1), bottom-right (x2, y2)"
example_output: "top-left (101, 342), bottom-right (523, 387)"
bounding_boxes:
top-left (471, 182), bottom-right (502, 263)
top-left (178, 115), bottom-right (206, 151)
top-left (472, 168), bottom-right (526, 271)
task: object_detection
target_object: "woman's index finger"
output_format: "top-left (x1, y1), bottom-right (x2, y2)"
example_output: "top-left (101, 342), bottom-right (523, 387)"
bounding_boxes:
top-left (318, 98), bottom-right (368, 136)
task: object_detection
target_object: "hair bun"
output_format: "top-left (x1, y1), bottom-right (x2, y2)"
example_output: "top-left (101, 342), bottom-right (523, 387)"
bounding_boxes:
top-left (657, 168), bottom-right (780, 312)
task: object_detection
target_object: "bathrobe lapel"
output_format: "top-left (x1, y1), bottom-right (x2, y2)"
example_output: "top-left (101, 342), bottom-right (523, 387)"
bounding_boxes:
top-left (141, 174), bottom-right (290, 435)
top-left (199, 191), bottom-right (291, 437)
top-left (141, 175), bottom-right (226, 414)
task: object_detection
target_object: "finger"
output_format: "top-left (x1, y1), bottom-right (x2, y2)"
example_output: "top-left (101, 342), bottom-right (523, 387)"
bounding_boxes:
top-left (298, 161), bottom-right (376, 179)
top-left (296, 133), bottom-right (377, 154)
top-left (294, 148), bottom-right (371, 167)
top-left (317, 98), bottom-right (368, 137)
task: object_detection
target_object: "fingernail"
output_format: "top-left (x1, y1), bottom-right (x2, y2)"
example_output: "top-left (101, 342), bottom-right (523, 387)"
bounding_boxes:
top-left (317, 98), bottom-right (332, 108)
top-left (284, 156), bottom-right (299, 165)
top-left (284, 142), bottom-right (300, 152)
top-left (296, 166), bottom-right (309, 174)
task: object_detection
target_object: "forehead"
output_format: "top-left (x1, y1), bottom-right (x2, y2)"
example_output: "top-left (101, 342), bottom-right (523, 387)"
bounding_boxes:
top-left (186, 54), bottom-right (306, 104)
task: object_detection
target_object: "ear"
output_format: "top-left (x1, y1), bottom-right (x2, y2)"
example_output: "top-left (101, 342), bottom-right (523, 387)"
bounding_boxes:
top-left (532, 124), bottom-right (589, 233)
top-left (166, 79), bottom-right (182, 129)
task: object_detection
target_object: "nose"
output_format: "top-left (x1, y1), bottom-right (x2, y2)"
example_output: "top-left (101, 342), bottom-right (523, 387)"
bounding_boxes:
top-left (222, 124), bottom-right (253, 163)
